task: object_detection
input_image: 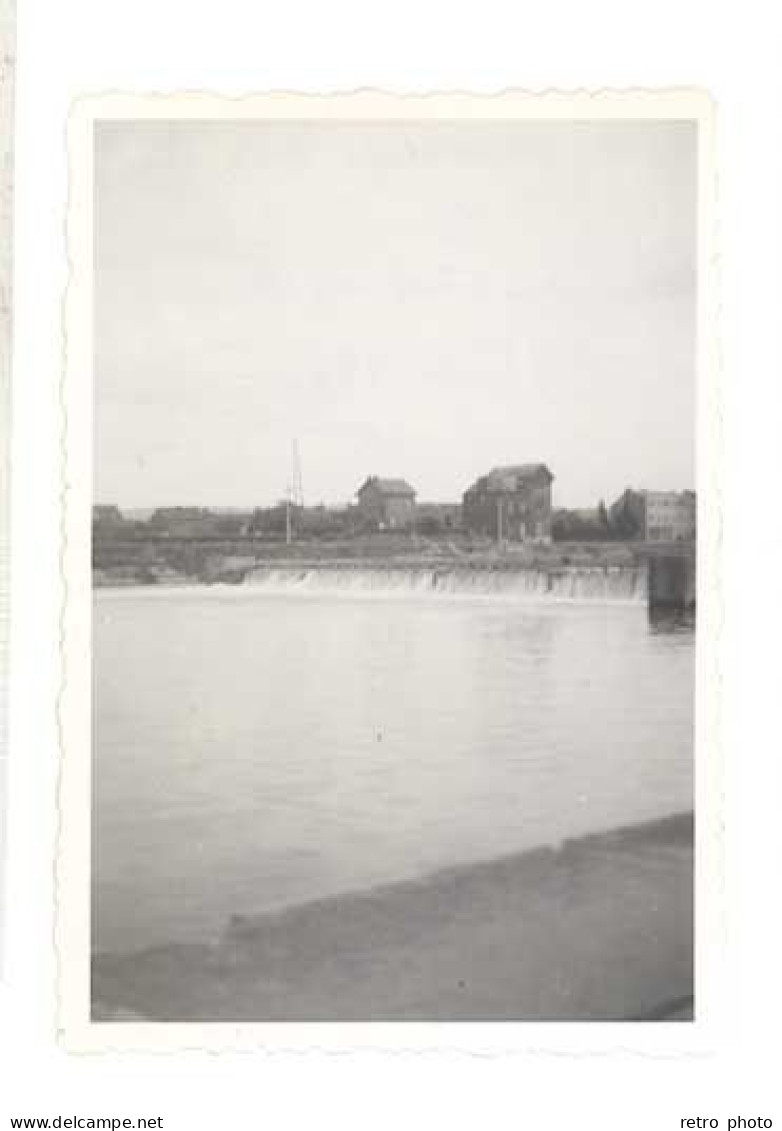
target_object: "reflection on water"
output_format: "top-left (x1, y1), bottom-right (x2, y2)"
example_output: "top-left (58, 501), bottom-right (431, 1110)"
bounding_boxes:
top-left (93, 586), bottom-right (694, 955)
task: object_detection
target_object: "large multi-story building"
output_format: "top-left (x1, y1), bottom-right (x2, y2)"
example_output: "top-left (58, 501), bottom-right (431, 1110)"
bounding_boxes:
top-left (609, 489), bottom-right (696, 542)
top-left (356, 476), bottom-right (417, 530)
top-left (462, 463), bottom-right (554, 543)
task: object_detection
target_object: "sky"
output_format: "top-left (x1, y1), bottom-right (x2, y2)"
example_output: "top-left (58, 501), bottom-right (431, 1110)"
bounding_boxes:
top-left (95, 117), bottom-right (696, 510)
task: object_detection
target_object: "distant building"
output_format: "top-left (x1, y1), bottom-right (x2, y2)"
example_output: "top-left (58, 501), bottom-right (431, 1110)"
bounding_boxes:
top-left (356, 476), bottom-right (417, 530)
top-left (92, 504), bottom-right (125, 527)
top-left (148, 507), bottom-right (213, 538)
top-left (146, 507), bottom-right (252, 538)
top-left (462, 463), bottom-right (554, 543)
top-left (609, 489), bottom-right (696, 542)
top-left (607, 490), bottom-right (646, 539)
top-left (644, 490), bottom-right (696, 542)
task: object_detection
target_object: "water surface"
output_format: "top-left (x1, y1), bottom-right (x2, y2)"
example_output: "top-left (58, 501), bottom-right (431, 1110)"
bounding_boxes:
top-left (93, 584), bottom-right (693, 955)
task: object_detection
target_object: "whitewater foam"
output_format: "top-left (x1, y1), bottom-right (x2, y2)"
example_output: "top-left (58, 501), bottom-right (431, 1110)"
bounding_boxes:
top-left (243, 563), bottom-right (647, 603)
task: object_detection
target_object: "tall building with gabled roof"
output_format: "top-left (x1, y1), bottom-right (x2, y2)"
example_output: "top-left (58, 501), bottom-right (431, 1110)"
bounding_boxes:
top-left (462, 463), bottom-right (554, 543)
top-left (356, 475), bottom-right (417, 530)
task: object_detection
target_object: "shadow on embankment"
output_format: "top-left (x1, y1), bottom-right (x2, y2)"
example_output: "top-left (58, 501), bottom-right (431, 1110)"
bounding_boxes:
top-left (92, 812), bottom-right (694, 1023)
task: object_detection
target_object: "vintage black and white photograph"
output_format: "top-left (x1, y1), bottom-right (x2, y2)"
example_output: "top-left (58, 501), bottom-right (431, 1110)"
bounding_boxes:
top-left (63, 94), bottom-right (711, 1030)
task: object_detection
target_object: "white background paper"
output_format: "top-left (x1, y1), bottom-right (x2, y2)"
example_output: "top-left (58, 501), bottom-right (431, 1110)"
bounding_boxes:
top-left (0, 0), bottom-right (13, 974)
top-left (2, 0), bottom-right (781, 1125)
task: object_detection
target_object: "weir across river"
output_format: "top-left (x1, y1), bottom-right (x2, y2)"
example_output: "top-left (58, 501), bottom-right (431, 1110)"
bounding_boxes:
top-left (93, 535), bottom-right (697, 616)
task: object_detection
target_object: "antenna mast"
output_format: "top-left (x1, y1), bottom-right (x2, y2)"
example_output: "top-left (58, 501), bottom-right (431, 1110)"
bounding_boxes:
top-left (291, 439), bottom-right (303, 509)
top-left (286, 440), bottom-right (304, 545)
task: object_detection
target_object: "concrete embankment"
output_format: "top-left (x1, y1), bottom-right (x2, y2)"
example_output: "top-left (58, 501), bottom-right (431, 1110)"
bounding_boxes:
top-left (92, 812), bottom-right (693, 1022)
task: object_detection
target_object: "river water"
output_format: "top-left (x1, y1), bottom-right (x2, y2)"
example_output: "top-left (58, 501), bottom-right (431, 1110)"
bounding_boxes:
top-left (93, 583), bottom-right (694, 956)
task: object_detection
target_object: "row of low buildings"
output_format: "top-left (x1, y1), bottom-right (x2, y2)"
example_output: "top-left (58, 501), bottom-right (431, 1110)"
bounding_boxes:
top-left (356, 468), bottom-right (695, 544)
top-left (608, 487), bottom-right (696, 543)
top-left (94, 467), bottom-right (696, 545)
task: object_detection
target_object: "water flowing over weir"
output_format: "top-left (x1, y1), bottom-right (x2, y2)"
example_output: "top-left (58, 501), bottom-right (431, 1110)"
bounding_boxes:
top-left (243, 562), bottom-right (648, 602)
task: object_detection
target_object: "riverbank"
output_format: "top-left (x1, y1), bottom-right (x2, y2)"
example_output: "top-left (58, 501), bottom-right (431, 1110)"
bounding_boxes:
top-left (92, 535), bottom-right (654, 588)
top-left (92, 812), bottom-right (694, 1022)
